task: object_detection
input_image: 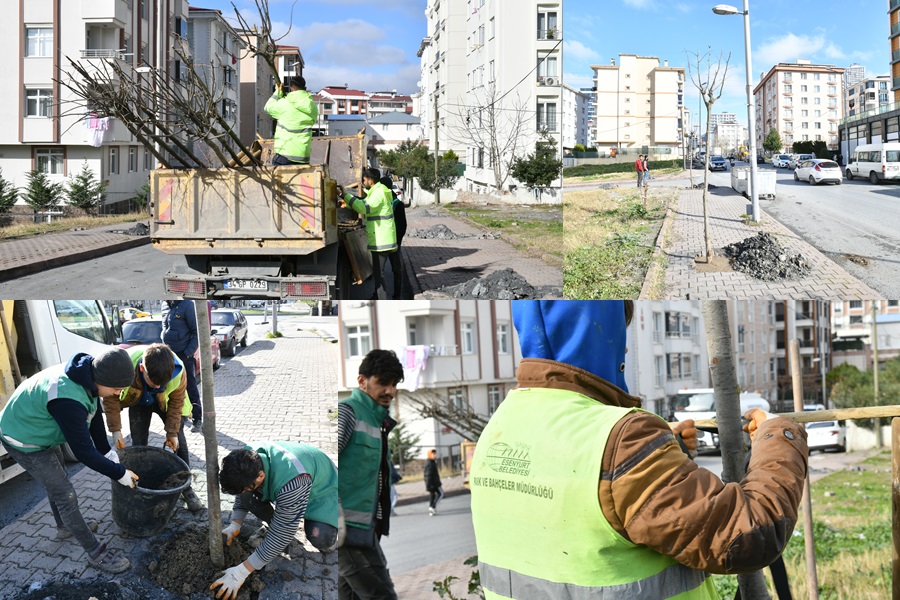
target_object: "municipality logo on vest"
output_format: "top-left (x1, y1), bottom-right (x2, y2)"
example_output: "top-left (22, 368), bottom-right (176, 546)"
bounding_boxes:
top-left (485, 442), bottom-right (531, 476)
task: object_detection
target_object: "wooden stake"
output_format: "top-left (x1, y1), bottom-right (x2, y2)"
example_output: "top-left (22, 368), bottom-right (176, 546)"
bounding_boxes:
top-left (892, 417), bottom-right (899, 600)
top-left (791, 339), bottom-right (819, 600)
top-left (674, 405), bottom-right (900, 430)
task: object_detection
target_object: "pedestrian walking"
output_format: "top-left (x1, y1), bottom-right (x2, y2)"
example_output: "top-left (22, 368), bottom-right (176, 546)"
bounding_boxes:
top-left (642, 155), bottom-right (651, 187)
top-left (389, 460), bottom-right (402, 516)
top-left (338, 349), bottom-right (404, 600)
top-left (470, 300), bottom-right (809, 600)
top-left (424, 449), bottom-right (443, 516)
top-left (161, 300), bottom-right (202, 433)
top-left (634, 154), bottom-right (644, 188)
top-left (265, 76), bottom-right (317, 166)
top-left (0, 348), bottom-right (139, 574)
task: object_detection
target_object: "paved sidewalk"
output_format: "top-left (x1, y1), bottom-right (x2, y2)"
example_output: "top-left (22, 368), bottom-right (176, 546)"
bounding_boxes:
top-left (393, 474), bottom-right (468, 507)
top-left (393, 555), bottom-right (477, 599)
top-left (655, 187), bottom-right (883, 299)
top-left (0, 318), bottom-right (339, 599)
top-left (0, 221), bottom-right (149, 281)
top-left (402, 207), bottom-right (562, 297)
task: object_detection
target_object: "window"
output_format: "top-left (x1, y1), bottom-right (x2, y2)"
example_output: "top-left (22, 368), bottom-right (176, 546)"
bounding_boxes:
top-left (26, 27), bottom-right (52, 57)
top-left (814, 73), bottom-right (820, 81)
top-left (478, 24), bottom-right (484, 45)
top-left (815, 122), bottom-right (822, 129)
top-left (53, 301), bottom-right (108, 344)
top-left (667, 353), bottom-right (691, 379)
top-left (655, 356), bottom-right (665, 387)
top-left (537, 10), bottom-right (558, 39)
top-left (801, 97), bottom-right (808, 105)
top-left (850, 315), bottom-right (863, 325)
top-left (461, 322), bottom-right (475, 354)
top-left (537, 54), bottom-right (558, 78)
top-left (109, 147), bottom-right (119, 175)
top-left (889, 300), bottom-right (899, 307)
top-left (144, 148), bottom-right (152, 171)
top-left (489, 60), bottom-right (494, 82)
top-left (849, 300), bottom-right (863, 308)
top-left (814, 85), bottom-right (820, 93)
top-left (346, 325), bottom-right (371, 357)
top-left (801, 110), bottom-right (808, 116)
top-left (665, 312), bottom-right (691, 338)
top-left (784, 84), bottom-right (792, 93)
top-left (25, 89), bottom-right (52, 117)
top-left (408, 322), bottom-right (417, 345)
top-left (448, 387), bottom-right (467, 412)
top-left (489, 17), bottom-right (495, 39)
top-left (488, 385), bottom-right (502, 414)
top-left (128, 147), bottom-right (137, 173)
top-left (814, 98), bottom-right (821, 105)
top-left (800, 72), bottom-right (807, 80)
top-left (537, 102), bottom-right (557, 131)
top-left (35, 148), bottom-right (64, 175)
top-left (496, 323), bottom-right (509, 354)
top-left (800, 85), bottom-right (808, 92)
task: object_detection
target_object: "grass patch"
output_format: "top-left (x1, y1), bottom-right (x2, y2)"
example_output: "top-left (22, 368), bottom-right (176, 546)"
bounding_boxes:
top-left (711, 450), bottom-right (893, 599)
top-left (564, 166), bottom-right (685, 185)
top-left (446, 204), bottom-right (563, 265)
top-left (563, 159), bottom-right (682, 178)
top-left (0, 213), bottom-right (146, 240)
top-left (563, 187), bottom-right (671, 298)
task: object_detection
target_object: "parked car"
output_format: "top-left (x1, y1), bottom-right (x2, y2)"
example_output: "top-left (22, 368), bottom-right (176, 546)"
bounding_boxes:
top-left (787, 153), bottom-right (814, 169)
top-left (118, 307), bottom-right (151, 324)
top-left (247, 300), bottom-right (266, 309)
top-left (845, 142), bottom-right (900, 183)
top-left (118, 316), bottom-right (221, 373)
top-left (794, 159), bottom-right (842, 185)
top-left (772, 154), bottom-right (793, 168)
top-left (709, 155), bottom-right (728, 171)
top-left (211, 309), bottom-right (249, 357)
top-left (805, 420), bottom-right (846, 452)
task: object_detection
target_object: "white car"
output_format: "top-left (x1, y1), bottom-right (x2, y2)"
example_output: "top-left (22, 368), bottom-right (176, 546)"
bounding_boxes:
top-left (772, 154), bottom-right (793, 168)
top-left (805, 420), bottom-right (846, 452)
top-left (794, 159), bottom-right (842, 185)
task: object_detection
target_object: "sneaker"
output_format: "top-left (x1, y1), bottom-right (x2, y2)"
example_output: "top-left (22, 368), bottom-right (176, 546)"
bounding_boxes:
top-left (87, 542), bottom-right (130, 574)
top-left (248, 525), bottom-right (269, 549)
top-left (428, 507), bottom-right (436, 516)
top-left (57, 519), bottom-right (99, 540)
top-left (191, 419), bottom-right (203, 434)
top-left (182, 488), bottom-right (203, 512)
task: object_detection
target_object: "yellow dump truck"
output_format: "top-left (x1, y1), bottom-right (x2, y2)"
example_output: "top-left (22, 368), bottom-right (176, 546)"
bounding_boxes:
top-left (150, 134), bottom-right (373, 300)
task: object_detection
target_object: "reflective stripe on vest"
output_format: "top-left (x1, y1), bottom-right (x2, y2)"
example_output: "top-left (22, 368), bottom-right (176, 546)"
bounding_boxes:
top-left (354, 419), bottom-right (382, 439)
top-left (278, 155), bottom-right (311, 164)
top-left (367, 215), bottom-right (393, 221)
top-left (480, 561), bottom-right (711, 600)
top-left (0, 429), bottom-right (43, 449)
top-left (343, 508), bottom-right (373, 526)
top-left (276, 123), bottom-right (313, 134)
top-left (270, 442), bottom-right (308, 475)
top-left (370, 243), bottom-right (398, 251)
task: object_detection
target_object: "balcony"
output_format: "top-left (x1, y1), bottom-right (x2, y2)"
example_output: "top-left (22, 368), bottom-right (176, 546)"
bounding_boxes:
top-left (892, 22), bottom-right (900, 37)
top-left (893, 0), bottom-right (900, 11)
top-left (893, 49), bottom-right (900, 63)
top-left (536, 75), bottom-right (560, 87)
top-left (82, 0), bottom-right (128, 28)
top-left (537, 28), bottom-right (561, 41)
top-left (80, 49), bottom-right (125, 60)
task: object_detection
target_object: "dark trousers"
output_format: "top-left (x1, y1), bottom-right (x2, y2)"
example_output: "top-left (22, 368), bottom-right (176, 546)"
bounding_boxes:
top-left (1, 441), bottom-right (101, 554)
top-left (428, 486), bottom-right (444, 510)
top-left (339, 543), bottom-right (398, 600)
top-left (273, 154), bottom-right (310, 166)
top-left (128, 403), bottom-right (190, 469)
top-left (237, 491), bottom-right (337, 551)
top-left (174, 351), bottom-right (201, 422)
top-left (372, 250), bottom-right (402, 300)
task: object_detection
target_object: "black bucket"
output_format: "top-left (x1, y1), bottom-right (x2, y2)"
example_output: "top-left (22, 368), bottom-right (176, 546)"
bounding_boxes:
top-left (111, 446), bottom-right (191, 537)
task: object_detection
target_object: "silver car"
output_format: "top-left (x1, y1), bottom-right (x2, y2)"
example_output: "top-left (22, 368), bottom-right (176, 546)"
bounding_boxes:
top-left (794, 159), bottom-right (842, 185)
top-left (772, 154), bottom-right (793, 168)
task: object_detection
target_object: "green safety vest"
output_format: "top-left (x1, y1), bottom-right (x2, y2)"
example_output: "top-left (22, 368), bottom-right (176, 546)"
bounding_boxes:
top-left (0, 364), bottom-right (98, 452)
top-left (470, 387), bottom-right (718, 600)
top-left (250, 441), bottom-right (338, 528)
top-left (265, 89), bottom-right (317, 163)
top-left (120, 345), bottom-right (191, 417)
top-left (344, 183), bottom-right (398, 252)
top-left (338, 388), bottom-right (390, 531)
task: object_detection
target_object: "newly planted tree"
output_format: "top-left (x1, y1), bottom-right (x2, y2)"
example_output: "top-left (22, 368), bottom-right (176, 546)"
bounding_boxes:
top-left (66, 162), bottom-right (107, 215)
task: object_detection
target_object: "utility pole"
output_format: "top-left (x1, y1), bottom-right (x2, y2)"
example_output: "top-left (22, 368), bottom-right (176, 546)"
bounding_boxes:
top-left (434, 94), bottom-right (440, 205)
top-left (874, 303), bottom-right (882, 448)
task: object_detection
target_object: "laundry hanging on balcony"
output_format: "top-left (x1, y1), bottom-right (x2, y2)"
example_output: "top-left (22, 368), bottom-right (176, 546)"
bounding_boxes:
top-left (396, 345), bottom-right (430, 392)
top-left (85, 115), bottom-right (111, 147)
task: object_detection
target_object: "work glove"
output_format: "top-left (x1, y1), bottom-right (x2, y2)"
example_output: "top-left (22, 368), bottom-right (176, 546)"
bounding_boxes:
top-left (164, 435), bottom-right (178, 453)
top-left (210, 562), bottom-right (251, 600)
top-left (337, 503), bottom-right (346, 548)
top-left (104, 449), bottom-right (120, 464)
top-left (117, 469), bottom-right (140, 489)
top-left (111, 431), bottom-right (125, 450)
top-left (743, 408), bottom-right (775, 442)
top-left (672, 419), bottom-right (698, 454)
top-left (222, 522), bottom-right (241, 546)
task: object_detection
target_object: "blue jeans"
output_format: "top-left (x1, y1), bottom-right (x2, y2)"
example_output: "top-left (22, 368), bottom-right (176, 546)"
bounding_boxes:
top-left (1, 440), bottom-right (101, 554)
top-left (129, 404), bottom-right (190, 469)
top-left (174, 351), bottom-right (201, 422)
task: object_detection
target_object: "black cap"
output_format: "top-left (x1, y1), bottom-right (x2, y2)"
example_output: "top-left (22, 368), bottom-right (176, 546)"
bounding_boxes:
top-left (91, 348), bottom-right (135, 388)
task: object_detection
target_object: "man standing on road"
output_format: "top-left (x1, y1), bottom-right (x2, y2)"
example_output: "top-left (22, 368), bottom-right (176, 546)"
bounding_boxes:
top-left (162, 300), bottom-right (202, 433)
top-left (338, 349), bottom-right (404, 600)
top-left (470, 301), bottom-right (809, 599)
top-left (338, 168), bottom-right (400, 300)
top-left (0, 348), bottom-right (140, 574)
top-left (212, 441), bottom-right (338, 599)
top-left (634, 154), bottom-right (644, 188)
top-left (424, 449), bottom-right (443, 516)
top-left (102, 343), bottom-right (203, 512)
top-left (265, 76), bottom-right (318, 166)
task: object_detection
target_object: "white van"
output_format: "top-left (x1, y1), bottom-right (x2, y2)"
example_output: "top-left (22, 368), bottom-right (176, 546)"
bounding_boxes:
top-left (845, 142), bottom-right (900, 184)
top-left (673, 390), bottom-right (770, 452)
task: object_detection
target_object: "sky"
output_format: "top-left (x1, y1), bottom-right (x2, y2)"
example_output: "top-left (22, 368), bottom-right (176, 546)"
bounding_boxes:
top-left (197, 0), bottom-right (426, 94)
top-left (564, 0), bottom-right (889, 131)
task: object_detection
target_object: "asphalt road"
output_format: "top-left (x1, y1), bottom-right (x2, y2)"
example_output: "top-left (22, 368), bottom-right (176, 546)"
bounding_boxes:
top-left (381, 494), bottom-right (476, 575)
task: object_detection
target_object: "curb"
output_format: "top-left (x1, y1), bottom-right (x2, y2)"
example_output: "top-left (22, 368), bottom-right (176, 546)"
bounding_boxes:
top-left (400, 245), bottom-right (424, 298)
top-left (0, 235), bottom-right (150, 282)
top-left (395, 486), bottom-right (470, 508)
top-left (639, 198), bottom-right (677, 300)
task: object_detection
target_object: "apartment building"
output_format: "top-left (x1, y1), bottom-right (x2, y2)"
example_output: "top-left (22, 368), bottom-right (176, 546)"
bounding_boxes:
top-left (832, 300), bottom-right (900, 370)
top-left (579, 86), bottom-right (597, 148)
top-left (275, 45), bottom-right (304, 84)
top-left (237, 29), bottom-right (274, 145)
top-left (368, 112), bottom-right (423, 152)
top-left (892, 2), bottom-right (900, 101)
top-left (0, 0), bottom-right (189, 213)
top-left (710, 112), bottom-right (737, 127)
top-left (843, 63), bottom-right (866, 89)
top-left (771, 300), bottom-right (831, 409)
top-left (337, 300), bottom-right (521, 466)
top-left (367, 91), bottom-right (414, 119)
top-left (845, 75), bottom-right (891, 117)
top-left (561, 84), bottom-right (589, 150)
top-left (592, 54), bottom-right (685, 156)
top-left (712, 121), bottom-right (742, 155)
top-left (752, 60), bottom-right (844, 153)
top-left (421, 0), bottom-right (563, 196)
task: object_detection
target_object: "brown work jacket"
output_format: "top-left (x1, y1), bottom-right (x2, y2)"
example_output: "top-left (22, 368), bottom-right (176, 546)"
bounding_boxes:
top-left (102, 366), bottom-right (187, 437)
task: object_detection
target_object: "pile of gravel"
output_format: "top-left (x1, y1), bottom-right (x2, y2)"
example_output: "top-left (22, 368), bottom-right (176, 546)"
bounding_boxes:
top-left (439, 268), bottom-right (540, 299)
top-left (112, 222), bottom-right (150, 236)
top-left (723, 232), bottom-right (810, 281)
top-left (408, 224), bottom-right (500, 240)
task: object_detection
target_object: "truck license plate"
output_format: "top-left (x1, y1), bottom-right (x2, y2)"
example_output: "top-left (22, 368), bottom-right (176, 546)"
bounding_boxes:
top-left (224, 279), bottom-right (267, 290)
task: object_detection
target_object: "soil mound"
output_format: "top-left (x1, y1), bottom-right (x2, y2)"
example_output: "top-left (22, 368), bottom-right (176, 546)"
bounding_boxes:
top-left (440, 268), bottom-right (544, 299)
top-left (723, 232), bottom-right (810, 281)
top-left (112, 222), bottom-right (150, 236)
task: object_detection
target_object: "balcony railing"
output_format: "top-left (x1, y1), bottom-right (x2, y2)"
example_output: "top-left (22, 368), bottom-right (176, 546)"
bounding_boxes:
top-left (893, 22), bottom-right (900, 37)
top-left (536, 75), bottom-right (560, 87)
top-left (80, 49), bottom-right (125, 60)
top-left (893, 49), bottom-right (900, 63)
top-left (537, 28), bottom-right (561, 40)
top-left (892, 0), bottom-right (900, 10)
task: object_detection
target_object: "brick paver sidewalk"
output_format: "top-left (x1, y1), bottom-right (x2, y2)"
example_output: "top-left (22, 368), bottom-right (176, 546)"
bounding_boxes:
top-left (402, 208), bottom-right (562, 297)
top-left (0, 221), bottom-right (149, 280)
top-left (657, 187), bottom-right (882, 299)
top-left (393, 555), bottom-right (477, 599)
top-left (0, 316), bottom-right (339, 599)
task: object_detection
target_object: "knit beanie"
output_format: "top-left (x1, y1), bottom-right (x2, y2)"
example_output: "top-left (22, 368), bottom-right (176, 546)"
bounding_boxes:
top-left (91, 348), bottom-right (136, 388)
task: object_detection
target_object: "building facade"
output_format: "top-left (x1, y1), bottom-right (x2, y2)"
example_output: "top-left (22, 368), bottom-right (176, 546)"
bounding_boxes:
top-left (368, 111), bottom-right (424, 152)
top-left (367, 92), bottom-right (414, 119)
top-left (712, 121), bottom-right (742, 155)
top-left (710, 112), bottom-right (737, 127)
top-left (592, 54), bottom-right (685, 156)
top-left (580, 85), bottom-right (597, 148)
top-left (753, 60), bottom-right (844, 153)
top-left (831, 301), bottom-right (900, 371)
top-left (561, 84), bottom-right (589, 150)
top-left (843, 63), bottom-right (866, 89)
top-left (237, 29), bottom-right (274, 145)
top-left (845, 75), bottom-right (891, 118)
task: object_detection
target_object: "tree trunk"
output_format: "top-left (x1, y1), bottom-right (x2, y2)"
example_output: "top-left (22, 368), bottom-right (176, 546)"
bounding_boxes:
top-left (701, 301), bottom-right (771, 600)
top-left (703, 100), bottom-right (714, 260)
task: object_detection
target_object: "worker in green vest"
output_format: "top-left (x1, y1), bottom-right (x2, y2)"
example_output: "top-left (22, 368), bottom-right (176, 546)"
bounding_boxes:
top-left (101, 343), bottom-right (202, 512)
top-left (211, 441), bottom-right (338, 599)
top-left (470, 301), bottom-right (809, 600)
top-left (265, 75), bottom-right (317, 166)
top-left (337, 349), bottom-right (404, 600)
top-left (338, 168), bottom-right (401, 300)
top-left (0, 348), bottom-right (139, 574)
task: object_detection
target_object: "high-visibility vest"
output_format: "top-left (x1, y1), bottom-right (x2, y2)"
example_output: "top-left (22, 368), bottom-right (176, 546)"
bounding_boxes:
top-left (344, 183), bottom-right (398, 252)
top-left (470, 387), bottom-right (717, 600)
top-left (338, 389), bottom-right (390, 532)
top-left (0, 364), bottom-right (98, 452)
top-left (265, 89), bottom-right (317, 163)
top-left (119, 345), bottom-right (190, 417)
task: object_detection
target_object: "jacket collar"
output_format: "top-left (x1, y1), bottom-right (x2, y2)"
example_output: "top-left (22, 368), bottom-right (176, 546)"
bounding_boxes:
top-left (515, 358), bottom-right (642, 409)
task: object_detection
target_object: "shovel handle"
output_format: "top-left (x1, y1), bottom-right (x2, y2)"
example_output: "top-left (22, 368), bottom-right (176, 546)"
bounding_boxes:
top-left (670, 404), bottom-right (900, 430)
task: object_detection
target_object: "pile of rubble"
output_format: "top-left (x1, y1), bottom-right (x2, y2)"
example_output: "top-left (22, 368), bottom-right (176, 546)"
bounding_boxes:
top-left (439, 268), bottom-right (552, 300)
top-left (407, 224), bottom-right (499, 240)
top-left (112, 222), bottom-right (150, 236)
top-left (723, 232), bottom-right (810, 281)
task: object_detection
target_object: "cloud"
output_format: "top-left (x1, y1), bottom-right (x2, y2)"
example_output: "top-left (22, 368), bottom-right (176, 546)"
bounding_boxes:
top-left (675, 3), bottom-right (692, 12)
top-left (564, 71), bottom-right (594, 89)
top-left (622, 0), bottom-right (653, 7)
top-left (303, 63), bottom-right (421, 95)
top-left (283, 19), bottom-right (388, 48)
top-left (309, 41), bottom-right (407, 67)
top-left (564, 40), bottom-right (600, 62)
top-left (754, 33), bottom-right (846, 68)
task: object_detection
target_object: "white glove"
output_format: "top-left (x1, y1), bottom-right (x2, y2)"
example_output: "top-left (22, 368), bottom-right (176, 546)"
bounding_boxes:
top-left (117, 469), bottom-right (139, 488)
top-left (104, 449), bottom-right (120, 464)
top-left (111, 431), bottom-right (125, 449)
top-left (210, 562), bottom-right (251, 600)
top-left (222, 522), bottom-right (241, 546)
top-left (337, 503), bottom-right (346, 548)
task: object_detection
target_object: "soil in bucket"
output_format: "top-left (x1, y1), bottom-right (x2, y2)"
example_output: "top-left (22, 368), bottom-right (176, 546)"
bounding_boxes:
top-left (112, 447), bottom-right (191, 537)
